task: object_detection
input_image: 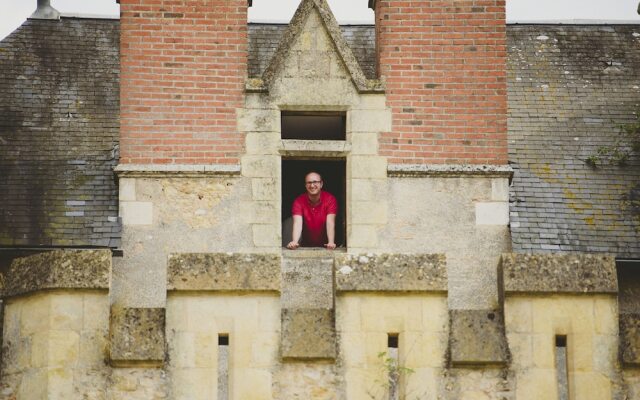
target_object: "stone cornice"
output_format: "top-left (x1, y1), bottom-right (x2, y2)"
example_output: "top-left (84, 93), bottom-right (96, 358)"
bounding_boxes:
top-left (167, 253), bottom-right (281, 292)
top-left (335, 253), bottom-right (447, 292)
top-left (501, 253), bottom-right (618, 295)
top-left (388, 164), bottom-right (514, 179)
top-left (114, 164), bottom-right (241, 178)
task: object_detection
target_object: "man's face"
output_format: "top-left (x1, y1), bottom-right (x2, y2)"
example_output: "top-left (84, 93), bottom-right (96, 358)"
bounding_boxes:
top-left (305, 173), bottom-right (323, 196)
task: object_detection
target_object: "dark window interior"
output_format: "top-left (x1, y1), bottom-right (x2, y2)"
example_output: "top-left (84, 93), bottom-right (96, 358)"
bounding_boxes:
top-left (282, 159), bottom-right (346, 248)
top-left (281, 112), bottom-right (346, 140)
top-left (617, 260), bottom-right (640, 314)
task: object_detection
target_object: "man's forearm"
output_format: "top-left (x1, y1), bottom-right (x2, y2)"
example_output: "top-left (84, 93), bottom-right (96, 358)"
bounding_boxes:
top-left (326, 216), bottom-right (335, 244)
top-left (291, 217), bottom-right (303, 244)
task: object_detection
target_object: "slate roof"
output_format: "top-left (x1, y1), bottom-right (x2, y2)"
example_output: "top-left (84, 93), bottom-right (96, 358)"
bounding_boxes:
top-left (508, 25), bottom-right (640, 258)
top-left (0, 17), bottom-right (121, 248)
top-left (1, 19), bottom-right (639, 256)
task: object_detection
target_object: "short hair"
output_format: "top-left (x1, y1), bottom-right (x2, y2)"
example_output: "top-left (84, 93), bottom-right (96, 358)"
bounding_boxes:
top-left (305, 171), bottom-right (323, 182)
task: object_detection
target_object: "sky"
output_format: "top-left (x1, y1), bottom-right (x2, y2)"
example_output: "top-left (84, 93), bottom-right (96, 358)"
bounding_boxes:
top-left (1, 0), bottom-right (639, 40)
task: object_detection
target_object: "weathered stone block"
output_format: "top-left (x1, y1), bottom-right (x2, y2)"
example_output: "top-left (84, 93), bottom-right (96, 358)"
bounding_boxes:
top-left (281, 255), bottom-right (333, 309)
top-left (350, 132), bottom-right (378, 155)
top-left (350, 156), bottom-right (387, 179)
top-left (120, 201), bottom-right (153, 226)
top-left (241, 155), bottom-right (280, 178)
top-left (347, 224), bottom-right (379, 249)
top-left (281, 308), bottom-right (336, 360)
top-left (245, 132), bottom-right (281, 155)
top-left (502, 253), bottom-right (618, 294)
top-left (449, 309), bottom-right (509, 366)
top-left (620, 313), bottom-right (640, 366)
top-left (491, 178), bottom-right (509, 201)
top-left (335, 253), bottom-right (447, 292)
top-left (237, 109), bottom-right (280, 132)
top-left (350, 201), bottom-right (388, 224)
top-left (252, 224), bottom-right (281, 248)
top-left (475, 202), bottom-right (509, 225)
top-left (240, 200), bottom-right (279, 224)
top-left (167, 253), bottom-right (281, 292)
top-left (1, 250), bottom-right (111, 298)
top-left (280, 253), bottom-right (336, 360)
top-left (110, 307), bottom-right (165, 366)
top-left (355, 94), bottom-right (386, 110)
top-left (349, 109), bottom-right (392, 133)
top-left (119, 178), bottom-right (136, 201)
top-left (251, 178), bottom-right (279, 201)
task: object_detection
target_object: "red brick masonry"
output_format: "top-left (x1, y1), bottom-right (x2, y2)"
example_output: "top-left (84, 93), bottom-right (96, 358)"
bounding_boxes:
top-left (375, 0), bottom-right (508, 165)
top-left (119, 0), bottom-right (247, 165)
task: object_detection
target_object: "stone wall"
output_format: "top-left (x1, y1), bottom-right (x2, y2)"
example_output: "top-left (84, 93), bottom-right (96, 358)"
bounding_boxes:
top-left (0, 291), bottom-right (110, 399)
top-left (0, 250), bottom-right (636, 399)
top-left (338, 294), bottom-right (448, 399)
top-left (166, 294), bottom-right (279, 399)
top-left (506, 295), bottom-right (619, 399)
top-left (113, 174), bottom-right (253, 308)
top-left (381, 174), bottom-right (511, 310)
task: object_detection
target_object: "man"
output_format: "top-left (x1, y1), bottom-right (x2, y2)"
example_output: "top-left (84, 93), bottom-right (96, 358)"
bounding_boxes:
top-left (286, 171), bottom-right (338, 250)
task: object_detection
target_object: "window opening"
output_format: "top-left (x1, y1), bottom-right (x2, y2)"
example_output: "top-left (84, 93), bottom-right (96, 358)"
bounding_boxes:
top-left (282, 159), bottom-right (346, 248)
top-left (281, 112), bottom-right (346, 141)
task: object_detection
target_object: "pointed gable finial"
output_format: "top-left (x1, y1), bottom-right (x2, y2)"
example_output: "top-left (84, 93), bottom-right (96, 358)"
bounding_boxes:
top-left (255, 0), bottom-right (383, 94)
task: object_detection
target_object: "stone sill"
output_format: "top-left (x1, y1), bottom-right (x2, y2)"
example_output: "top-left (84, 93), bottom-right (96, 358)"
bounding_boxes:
top-left (114, 164), bottom-right (241, 178)
top-left (280, 140), bottom-right (351, 157)
top-left (283, 248), bottom-right (346, 258)
top-left (388, 164), bottom-right (514, 179)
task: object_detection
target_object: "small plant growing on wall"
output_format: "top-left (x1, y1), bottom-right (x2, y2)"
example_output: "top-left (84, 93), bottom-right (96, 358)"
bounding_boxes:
top-left (366, 351), bottom-right (426, 400)
top-left (585, 109), bottom-right (640, 167)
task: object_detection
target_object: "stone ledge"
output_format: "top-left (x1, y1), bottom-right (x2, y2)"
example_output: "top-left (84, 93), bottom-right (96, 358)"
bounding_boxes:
top-left (0, 249), bottom-right (111, 298)
top-left (281, 308), bottom-right (336, 360)
top-left (449, 309), bottom-right (509, 367)
top-left (279, 139), bottom-right (351, 157)
top-left (110, 307), bottom-right (165, 367)
top-left (114, 164), bottom-right (241, 178)
top-left (167, 253), bottom-right (281, 292)
top-left (335, 253), bottom-right (447, 292)
top-left (388, 164), bottom-right (513, 179)
top-left (501, 253), bottom-right (618, 294)
top-left (620, 313), bottom-right (640, 367)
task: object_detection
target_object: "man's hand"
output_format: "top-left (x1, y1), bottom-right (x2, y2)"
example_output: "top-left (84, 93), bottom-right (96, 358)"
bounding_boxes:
top-left (287, 241), bottom-right (300, 250)
top-left (325, 242), bottom-right (336, 250)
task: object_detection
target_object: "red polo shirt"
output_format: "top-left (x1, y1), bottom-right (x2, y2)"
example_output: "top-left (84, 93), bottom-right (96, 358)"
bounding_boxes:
top-left (292, 191), bottom-right (338, 247)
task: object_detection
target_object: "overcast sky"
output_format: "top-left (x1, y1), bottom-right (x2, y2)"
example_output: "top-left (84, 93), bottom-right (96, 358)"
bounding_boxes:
top-left (1, 0), bottom-right (639, 40)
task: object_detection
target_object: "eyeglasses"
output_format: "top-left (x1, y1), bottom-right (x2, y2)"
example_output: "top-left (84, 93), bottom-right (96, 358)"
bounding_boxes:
top-left (305, 180), bottom-right (322, 186)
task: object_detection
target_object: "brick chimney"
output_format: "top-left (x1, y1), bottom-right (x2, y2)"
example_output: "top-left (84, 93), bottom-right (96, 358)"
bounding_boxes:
top-left (373, 0), bottom-right (508, 165)
top-left (118, 0), bottom-right (249, 165)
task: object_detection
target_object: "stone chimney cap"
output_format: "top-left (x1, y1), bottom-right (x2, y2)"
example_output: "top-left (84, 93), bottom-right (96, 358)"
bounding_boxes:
top-left (30, 0), bottom-right (60, 20)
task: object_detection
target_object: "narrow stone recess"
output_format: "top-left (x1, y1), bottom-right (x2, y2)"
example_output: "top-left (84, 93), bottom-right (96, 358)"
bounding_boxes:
top-left (388, 333), bottom-right (399, 400)
top-left (218, 334), bottom-right (229, 400)
top-left (555, 335), bottom-right (569, 400)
